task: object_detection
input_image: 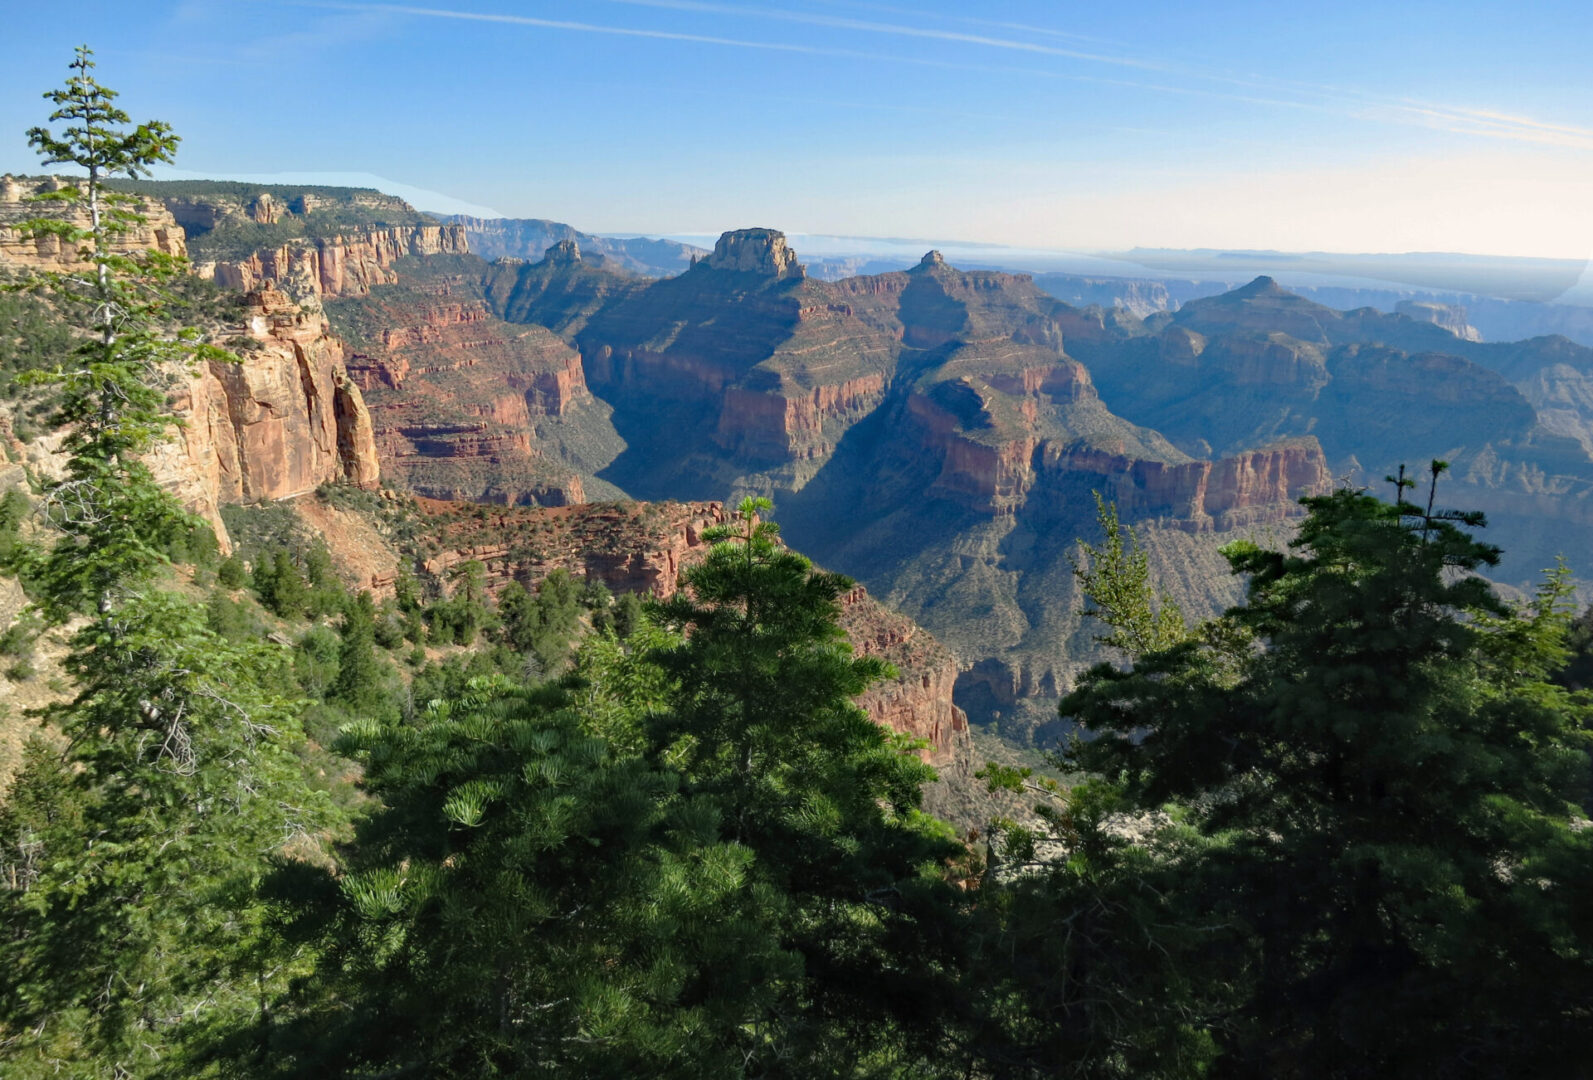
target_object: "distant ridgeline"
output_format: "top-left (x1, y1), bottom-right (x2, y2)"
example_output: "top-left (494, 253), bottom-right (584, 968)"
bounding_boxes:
top-left (11, 173), bottom-right (1593, 742)
top-left (443, 213), bottom-right (707, 278)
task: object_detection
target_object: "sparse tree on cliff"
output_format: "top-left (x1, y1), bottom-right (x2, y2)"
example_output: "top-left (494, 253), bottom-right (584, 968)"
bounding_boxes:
top-left (0, 49), bottom-right (331, 1077)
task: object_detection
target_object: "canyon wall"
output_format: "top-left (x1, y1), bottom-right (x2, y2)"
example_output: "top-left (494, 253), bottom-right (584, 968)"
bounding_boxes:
top-left (412, 497), bottom-right (968, 766)
top-left (333, 272), bottom-right (617, 507)
top-left (202, 223), bottom-right (469, 299)
top-left (0, 174), bottom-right (187, 270)
top-left (148, 286), bottom-right (381, 549)
top-left (0, 177), bottom-right (381, 551)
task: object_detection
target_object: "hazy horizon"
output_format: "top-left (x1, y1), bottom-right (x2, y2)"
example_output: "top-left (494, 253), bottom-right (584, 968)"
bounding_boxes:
top-left (4, 1), bottom-right (1591, 261)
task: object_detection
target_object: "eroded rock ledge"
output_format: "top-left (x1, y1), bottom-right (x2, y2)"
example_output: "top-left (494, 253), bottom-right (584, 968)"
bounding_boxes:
top-left (413, 498), bottom-right (968, 767)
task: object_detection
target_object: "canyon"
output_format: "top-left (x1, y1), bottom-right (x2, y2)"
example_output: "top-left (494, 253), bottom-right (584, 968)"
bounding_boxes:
top-left (11, 176), bottom-right (1593, 747)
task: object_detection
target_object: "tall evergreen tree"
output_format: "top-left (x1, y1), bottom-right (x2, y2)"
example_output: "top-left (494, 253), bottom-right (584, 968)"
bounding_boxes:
top-left (0, 49), bottom-right (331, 1077)
top-left (1062, 484), bottom-right (1593, 1077)
top-left (650, 496), bottom-right (966, 1074)
top-left (263, 673), bottom-right (799, 1079)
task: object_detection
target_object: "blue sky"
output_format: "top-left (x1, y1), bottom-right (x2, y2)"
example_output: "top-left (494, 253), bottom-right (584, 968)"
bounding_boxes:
top-left (4, 1), bottom-right (1593, 257)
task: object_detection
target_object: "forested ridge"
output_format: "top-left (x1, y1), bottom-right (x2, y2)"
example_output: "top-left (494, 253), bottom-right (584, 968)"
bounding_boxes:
top-left (1, 49), bottom-right (1591, 1080)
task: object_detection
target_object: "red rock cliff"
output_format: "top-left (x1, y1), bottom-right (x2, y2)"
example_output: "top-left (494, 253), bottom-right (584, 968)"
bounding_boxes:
top-left (341, 280), bottom-right (599, 506)
top-left (150, 287), bottom-right (381, 549)
top-left (203, 223), bottom-right (468, 299)
top-left (414, 498), bottom-right (968, 766)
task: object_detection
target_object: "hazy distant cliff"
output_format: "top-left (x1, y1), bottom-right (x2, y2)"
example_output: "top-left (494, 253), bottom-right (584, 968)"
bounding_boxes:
top-left (448, 215), bottom-right (706, 278)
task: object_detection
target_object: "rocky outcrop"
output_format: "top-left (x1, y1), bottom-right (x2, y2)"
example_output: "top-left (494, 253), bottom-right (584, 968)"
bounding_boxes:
top-left (411, 497), bottom-right (968, 766)
top-left (416, 498), bottom-right (725, 598)
top-left (1045, 440), bottom-right (1331, 530)
top-left (149, 287), bottom-right (380, 549)
top-left (1, 178), bottom-right (378, 548)
top-left (1204, 441), bottom-right (1334, 528)
top-left (904, 362), bottom-right (1332, 526)
top-left (705, 228), bottom-right (805, 279)
top-left (839, 584), bottom-right (970, 768)
top-left (909, 388), bottom-right (1041, 515)
top-left (203, 224), bottom-right (469, 299)
top-left (715, 373), bottom-right (888, 461)
top-left (1396, 299), bottom-right (1483, 342)
top-left (0, 173), bottom-right (187, 270)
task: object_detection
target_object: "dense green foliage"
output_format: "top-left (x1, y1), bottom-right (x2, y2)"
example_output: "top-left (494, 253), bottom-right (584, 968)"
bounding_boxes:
top-left (1013, 484), bottom-right (1593, 1078)
top-left (0, 48), bottom-right (335, 1077)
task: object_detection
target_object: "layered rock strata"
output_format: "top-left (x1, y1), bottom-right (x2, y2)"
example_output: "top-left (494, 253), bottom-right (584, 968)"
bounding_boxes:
top-left (411, 497), bottom-right (968, 766)
top-left (0, 173), bottom-right (186, 270)
top-left (149, 286), bottom-right (380, 549)
top-left (203, 223), bottom-right (468, 299)
top-left (334, 275), bottom-right (612, 506)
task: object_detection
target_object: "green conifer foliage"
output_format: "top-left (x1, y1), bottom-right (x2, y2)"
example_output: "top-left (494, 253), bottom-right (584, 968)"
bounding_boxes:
top-left (1062, 485), bottom-right (1593, 1076)
top-left (329, 590), bottom-right (396, 719)
top-left (650, 496), bottom-right (965, 1072)
top-left (266, 674), bottom-right (795, 1079)
top-left (0, 50), bottom-right (333, 1076)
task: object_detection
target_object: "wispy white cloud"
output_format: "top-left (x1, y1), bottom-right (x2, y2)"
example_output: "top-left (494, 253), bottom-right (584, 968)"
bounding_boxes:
top-left (598, 0), bottom-right (1166, 70)
top-left (1363, 101), bottom-right (1593, 151)
top-left (615, 0), bottom-right (1593, 152)
top-left (303, 0), bottom-right (1593, 155)
top-left (802, 0), bottom-right (1131, 49)
top-left (298, 2), bottom-right (890, 60)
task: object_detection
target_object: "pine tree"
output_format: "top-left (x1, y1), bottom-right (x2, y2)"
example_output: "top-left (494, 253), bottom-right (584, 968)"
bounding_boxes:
top-left (0, 49), bottom-right (332, 1076)
top-left (1062, 483), bottom-right (1593, 1076)
top-left (329, 590), bottom-right (394, 718)
top-left (265, 672), bottom-right (797, 1079)
top-left (650, 496), bottom-right (965, 1073)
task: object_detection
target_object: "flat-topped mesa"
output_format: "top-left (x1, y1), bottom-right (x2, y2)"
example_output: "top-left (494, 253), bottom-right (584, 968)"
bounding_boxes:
top-left (706, 227), bottom-right (805, 279)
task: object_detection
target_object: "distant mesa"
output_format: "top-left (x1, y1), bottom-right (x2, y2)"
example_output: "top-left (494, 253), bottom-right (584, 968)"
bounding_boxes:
top-left (920, 249), bottom-right (946, 268)
top-left (1396, 298), bottom-right (1483, 342)
top-left (706, 227), bottom-right (805, 279)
